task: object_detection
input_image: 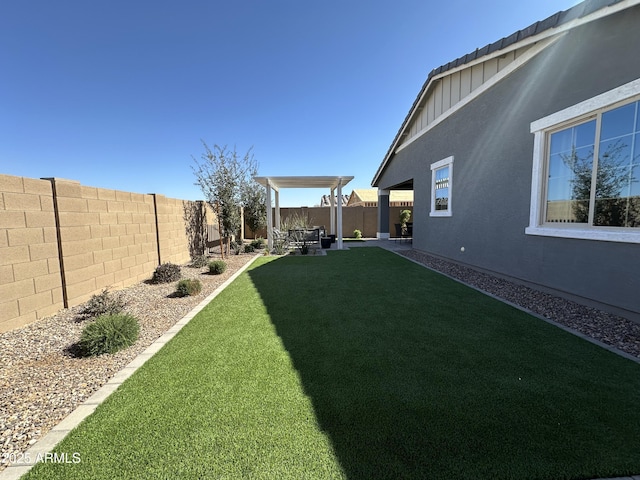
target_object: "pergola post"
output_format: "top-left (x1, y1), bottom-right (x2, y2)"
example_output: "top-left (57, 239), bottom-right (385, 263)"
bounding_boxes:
top-left (337, 180), bottom-right (343, 250)
top-left (274, 189), bottom-right (280, 230)
top-left (329, 188), bottom-right (336, 236)
top-left (265, 180), bottom-right (273, 251)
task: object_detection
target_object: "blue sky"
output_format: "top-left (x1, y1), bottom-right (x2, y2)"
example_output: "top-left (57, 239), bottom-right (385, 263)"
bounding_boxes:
top-left (1, 0), bottom-right (578, 206)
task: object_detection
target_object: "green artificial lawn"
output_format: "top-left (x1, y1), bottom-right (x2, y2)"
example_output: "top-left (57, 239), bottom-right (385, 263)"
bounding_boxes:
top-left (25, 248), bottom-right (640, 479)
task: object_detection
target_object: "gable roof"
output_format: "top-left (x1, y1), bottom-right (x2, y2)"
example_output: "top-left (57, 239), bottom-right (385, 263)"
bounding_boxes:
top-left (371, 0), bottom-right (637, 187)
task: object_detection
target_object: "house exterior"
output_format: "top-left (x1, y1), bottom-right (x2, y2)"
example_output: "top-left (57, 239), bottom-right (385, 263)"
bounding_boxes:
top-left (347, 189), bottom-right (413, 207)
top-left (372, 0), bottom-right (640, 319)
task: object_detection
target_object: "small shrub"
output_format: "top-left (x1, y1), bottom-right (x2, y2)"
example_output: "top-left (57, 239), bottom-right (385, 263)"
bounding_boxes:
top-left (250, 238), bottom-right (265, 249)
top-left (273, 239), bottom-right (287, 255)
top-left (190, 255), bottom-right (209, 268)
top-left (79, 314), bottom-right (140, 357)
top-left (152, 263), bottom-right (181, 284)
top-left (175, 279), bottom-right (203, 297)
top-left (353, 229), bottom-right (362, 239)
top-left (244, 244), bottom-right (255, 253)
top-left (209, 260), bottom-right (227, 275)
top-left (81, 288), bottom-right (126, 318)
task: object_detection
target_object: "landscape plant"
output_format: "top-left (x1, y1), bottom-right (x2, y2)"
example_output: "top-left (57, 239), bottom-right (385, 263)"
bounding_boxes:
top-left (242, 179), bottom-right (267, 239)
top-left (175, 279), bottom-right (203, 297)
top-left (208, 260), bottom-right (227, 275)
top-left (78, 314), bottom-right (140, 357)
top-left (399, 209), bottom-right (411, 235)
top-left (272, 236), bottom-right (288, 255)
top-left (353, 229), bottom-right (362, 239)
top-left (189, 255), bottom-right (209, 268)
top-left (192, 143), bottom-right (262, 258)
top-left (250, 238), bottom-right (265, 250)
top-left (81, 288), bottom-right (126, 318)
top-left (232, 240), bottom-right (244, 255)
top-left (282, 212), bottom-right (314, 255)
top-left (151, 263), bottom-right (181, 284)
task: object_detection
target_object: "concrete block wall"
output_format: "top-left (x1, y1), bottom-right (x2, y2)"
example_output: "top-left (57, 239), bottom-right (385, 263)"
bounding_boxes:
top-left (0, 174), bottom-right (211, 333)
top-left (0, 176), bottom-right (64, 332)
top-left (251, 206), bottom-right (412, 239)
top-left (51, 178), bottom-right (160, 307)
top-left (155, 195), bottom-right (193, 266)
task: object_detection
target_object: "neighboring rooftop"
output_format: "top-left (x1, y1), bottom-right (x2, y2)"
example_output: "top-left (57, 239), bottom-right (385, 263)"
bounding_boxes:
top-left (347, 189), bottom-right (413, 207)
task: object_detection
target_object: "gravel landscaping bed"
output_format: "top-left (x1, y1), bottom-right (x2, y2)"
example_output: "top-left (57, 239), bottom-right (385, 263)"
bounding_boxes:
top-left (400, 249), bottom-right (640, 359)
top-left (0, 253), bottom-right (257, 471)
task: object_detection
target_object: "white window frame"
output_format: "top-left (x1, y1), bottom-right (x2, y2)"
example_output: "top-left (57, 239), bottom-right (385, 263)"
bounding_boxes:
top-left (526, 78), bottom-right (640, 244)
top-left (430, 156), bottom-right (453, 217)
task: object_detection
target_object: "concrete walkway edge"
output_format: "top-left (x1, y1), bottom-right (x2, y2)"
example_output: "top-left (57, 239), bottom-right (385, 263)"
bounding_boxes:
top-left (0, 254), bottom-right (261, 480)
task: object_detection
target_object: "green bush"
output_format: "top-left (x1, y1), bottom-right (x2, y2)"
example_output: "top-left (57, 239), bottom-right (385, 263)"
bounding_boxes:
top-left (232, 240), bottom-right (244, 255)
top-left (152, 263), bottom-right (181, 284)
top-left (244, 244), bottom-right (255, 253)
top-left (273, 240), bottom-right (287, 255)
top-left (190, 255), bottom-right (209, 268)
top-left (79, 314), bottom-right (140, 357)
top-left (353, 229), bottom-right (362, 239)
top-left (81, 288), bottom-right (126, 318)
top-left (208, 260), bottom-right (227, 275)
top-left (250, 238), bottom-right (265, 249)
top-left (175, 279), bottom-right (203, 297)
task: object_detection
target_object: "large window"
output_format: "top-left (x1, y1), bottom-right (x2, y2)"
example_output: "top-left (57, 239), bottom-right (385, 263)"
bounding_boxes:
top-left (546, 102), bottom-right (639, 227)
top-left (527, 79), bottom-right (640, 243)
top-left (430, 156), bottom-right (453, 217)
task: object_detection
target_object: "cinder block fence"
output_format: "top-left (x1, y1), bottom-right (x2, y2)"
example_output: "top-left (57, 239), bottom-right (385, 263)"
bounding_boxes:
top-left (0, 175), bottom-right (211, 333)
top-left (1, 174), bottom-right (412, 333)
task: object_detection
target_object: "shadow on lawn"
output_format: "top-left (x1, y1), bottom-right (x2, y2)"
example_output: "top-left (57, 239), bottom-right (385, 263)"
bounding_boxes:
top-left (247, 248), bottom-right (640, 480)
top-left (249, 252), bottom-right (423, 479)
top-left (246, 249), bottom-right (457, 479)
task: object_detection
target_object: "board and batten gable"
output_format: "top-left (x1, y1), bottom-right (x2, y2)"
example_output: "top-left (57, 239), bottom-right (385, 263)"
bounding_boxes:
top-left (375, 4), bottom-right (640, 318)
top-left (401, 43), bottom-right (539, 147)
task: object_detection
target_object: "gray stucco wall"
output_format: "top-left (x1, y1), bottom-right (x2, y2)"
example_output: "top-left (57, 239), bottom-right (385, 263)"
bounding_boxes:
top-left (376, 7), bottom-right (640, 316)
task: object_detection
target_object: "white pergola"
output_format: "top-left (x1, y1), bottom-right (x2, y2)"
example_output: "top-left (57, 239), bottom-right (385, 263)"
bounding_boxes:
top-left (253, 175), bottom-right (354, 251)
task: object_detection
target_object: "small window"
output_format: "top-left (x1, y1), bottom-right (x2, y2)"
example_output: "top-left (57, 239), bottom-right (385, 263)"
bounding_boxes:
top-left (430, 156), bottom-right (453, 217)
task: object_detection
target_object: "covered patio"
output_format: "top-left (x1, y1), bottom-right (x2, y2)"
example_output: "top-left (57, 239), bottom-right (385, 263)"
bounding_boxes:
top-left (253, 175), bottom-right (354, 251)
